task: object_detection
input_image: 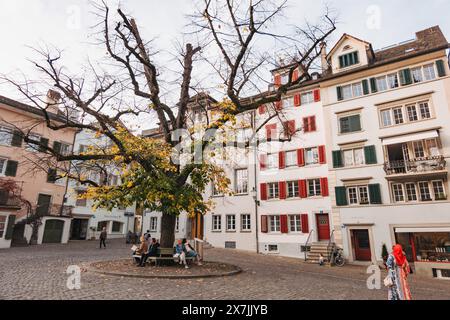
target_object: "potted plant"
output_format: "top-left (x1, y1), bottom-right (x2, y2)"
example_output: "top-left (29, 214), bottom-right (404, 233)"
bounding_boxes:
top-left (381, 243), bottom-right (389, 264)
top-left (89, 227), bottom-right (97, 240)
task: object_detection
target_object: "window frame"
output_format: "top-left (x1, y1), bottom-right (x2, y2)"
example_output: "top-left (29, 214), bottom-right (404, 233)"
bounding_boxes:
top-left (150, 217), bottom-right (158, 232)
top-left (269, 215), bottom-right (281, 233)
top-left (241, 214), bottom-right (251, 232)
top-left (212, 215), bottom-right (222, 231)
top-left (289, 215), bottom-right (302, 233)
top-left (286, 180), bottom-right (299, 199)
top-left (226, 214), bottom-right (236, 232)
top-left (338, 113), bottom-right (362, 134)
top-left (267, 182), bottom-right (279, 200)
top-left (234, 168), bottom-right (249, 195)
top-left (307, 179), bottom-right (321, 197)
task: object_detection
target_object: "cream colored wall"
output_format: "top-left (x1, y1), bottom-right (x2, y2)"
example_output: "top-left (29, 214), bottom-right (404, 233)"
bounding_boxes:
top-left (329, 37), bottom-right (370, 74)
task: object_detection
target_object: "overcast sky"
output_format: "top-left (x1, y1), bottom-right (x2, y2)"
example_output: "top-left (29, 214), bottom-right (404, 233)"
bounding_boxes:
top-left (0, 0), bottom-right (449, 130)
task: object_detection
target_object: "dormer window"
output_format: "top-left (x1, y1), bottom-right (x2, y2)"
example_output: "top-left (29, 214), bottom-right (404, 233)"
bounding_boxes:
top-left (339, 51), bottom-right (359, 69)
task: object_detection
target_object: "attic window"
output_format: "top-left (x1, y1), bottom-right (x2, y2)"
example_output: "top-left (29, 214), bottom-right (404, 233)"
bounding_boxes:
top-left (339, 51), bottom-right (359, 69)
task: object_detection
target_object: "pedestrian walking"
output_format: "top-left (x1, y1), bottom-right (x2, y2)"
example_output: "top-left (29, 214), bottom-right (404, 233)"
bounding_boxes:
top-left (385, 244), bottom-right (412, 300)
top-left (99, 227), bottom-right (107, 249)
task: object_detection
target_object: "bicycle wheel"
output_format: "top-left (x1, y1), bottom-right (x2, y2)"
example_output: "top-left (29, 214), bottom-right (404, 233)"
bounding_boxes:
top-left (335, 256), bottom-right (345, 267)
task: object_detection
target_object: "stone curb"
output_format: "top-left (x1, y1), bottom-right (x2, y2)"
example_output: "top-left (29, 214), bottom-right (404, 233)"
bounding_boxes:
top-left (84, 260), bottom-right (242, 280)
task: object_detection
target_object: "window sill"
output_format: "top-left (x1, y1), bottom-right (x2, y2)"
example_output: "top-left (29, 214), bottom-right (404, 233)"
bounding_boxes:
top-left (338, 130), bottom-right (364, 136)
top-left (240, 230), bottom-right (252, 233)
top-left (211, 230), bottom-right (222, 233)
top-left (226, 230), bottom-right (237, 233)
top-left (233, 193), bottom-right (249, 197)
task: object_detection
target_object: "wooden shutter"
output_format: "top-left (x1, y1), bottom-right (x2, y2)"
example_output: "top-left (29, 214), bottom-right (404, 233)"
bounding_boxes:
top-left (258, 105), bottom-right (266, 115)
top-left (275, 101), bottom-right (283, 111)
top-left (364, 145), bottom-right (377, 165)
top-left (335, 187), bottom-right (348, 206)
top-left (259, 154), bottom-right (267, 171)
top-left (436, 60), bottom-right (446, 77)
top-left (332, 150), bottom-right (343, 168)
top-left (278, 152), bottom-right (285, 169)
top-left (301, 214), bottom-right (309, 233)
top-left (303, 117), bottom-right (309, 132)
top-left (313, 89), bottom-right (321, 102)
top-left (260, 183), bottom-right (268, 201)
top-left (299, 180), bottom-right (307, 198)
top-left (5, 215), bottom-right (16, 240)
top-left (350, 115), bottom-right (361, 132)
top-left (318, 145), bottom-right (326, 164)
top-left (292, 69), bottom-right (299, 82)
top-left (337, 86), bottom-right (343, 101)
top-left (370, 77), bottom-right (378, 93)
top-left (279, 181), bottom-right (286, 200)
top-left (320, 178), bottom-right (329, 197)
top-left (39, 138), bottom-right (49, 152)
top-left (11, 131), bottom-right (23, 147)
top-left (47, 168), bottom-right (57, 183)
top-left (280, 215), bottom-right (288, 233)
top-left (274, 75), bottom-right (281, 87)
top-left (53, 141), bottom-right (62, 155)
top-left (399, 69), bottom-right (412, 86)
top-left (266, 124), bottom-right (276, 140)
top-left (287, 120), bottom-right (296, 136)
top-left (5, 161), bottom-right (18, 177)
top-left (369, 184), bottom-right (382, 204)
top-left (310, 116), bottom-right (316, 132)
top-left (362, 79), bottom-right (370, 95)
top-left (297, 149), bottom-right (305, 167)
top-left (261, 215), bottom-right (268, 233)
top-left (294, 94), bottom-right (301, 107)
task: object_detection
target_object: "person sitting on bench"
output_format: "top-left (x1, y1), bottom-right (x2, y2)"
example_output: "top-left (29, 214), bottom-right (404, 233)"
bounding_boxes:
top-left (174, 239), bottom-right (189, 269)
top-left (183, 239), bottom-right (202, 266)
top-left (139, 238), bottom-right (160, 267)
top-left (133, 235), bottom-right (148, 264)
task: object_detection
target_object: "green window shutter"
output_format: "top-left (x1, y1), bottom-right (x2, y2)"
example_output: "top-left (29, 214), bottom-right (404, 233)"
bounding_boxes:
top-left (337, 86), bottom-right (343, 101)
top-left (5, 161), bottom-right (18, 177)
top-left (39, 138), bottom-right (49, 153)
top-left (335, 187), bottom-right (348, 206)
top-left (47, 168), bottom-right (57, 183)
top-left (5, 215), bottom-right (16, 240)
top-left (53, 141), bottom-right (62, 155)
top-left (436, 60), bottom-right (446, 77)
top-left (11, 131), bottom-right (23, 147)
top-left (349, 115), bottom-right (361, 132)
top-left (369, 184), bottom-right (382, 204)
top-left (332, 150), bottom-right (343, 168)
top-left (353, 52), bottom-right (359, 64)
top-left (364, 145), bottom-right (377, 165)
top-left (399, 69), bottom-right (412, 86)
top-left (362, 79), bottom-right (370, 95)
top-left (370, 78), bottom-right (378, 93)
top-left (339, 56), bottom-right (344, 69)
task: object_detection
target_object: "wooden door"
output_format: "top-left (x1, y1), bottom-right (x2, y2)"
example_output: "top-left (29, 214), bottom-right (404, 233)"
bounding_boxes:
top-left (316, 214), bottom-right (330, 241)
top-left (352, 229), bottom-right (372, 261)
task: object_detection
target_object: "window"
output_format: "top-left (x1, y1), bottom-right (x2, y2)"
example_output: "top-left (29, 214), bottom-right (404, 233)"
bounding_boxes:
top-left (343, 148), bottom-right (365, 167)
top-left (75, 191), bottom-right (87, 207)
top-left (387, 73), bottom-right (399, 89)
top-left (405, 183), bottom-right (418, 202)
top-left (380, 110), bottom-right (392, 127)
top-left (235, 169), bottom-right (248, 194)
top-left (342, 85), bottom-right (352, 100)
top-left (426, 139), bottom-right (440, 157)
top-left (406, 105), bottom-right (418, 122)
top-left (413, 141), bottom-right (425, 158)
top-left (112, 222), bottom-right (122, 233)
top-left (267, 153), bottom-right (279, 170)
top-left (305, 147), bottom-right (319, 165)
top-left (0, 158), bottom-right (6, 176)
top-left (212, 215), bottom-right (222, 231)
top-left (411, 67), bottom-right (423, 83)
top-left (0, 215), bottom-right (6, 238)
top-left (352, 83), bottom-right (363, 97)
top-left (285, 151), bottom-right (297, 167)
top-left (283, 97), bottom-right (294, 108)
top-left (348, 187), bottom-right (358, 205)
top-left (303, 116), bottom-right (316, 133)
top-left (376, 76), bottom-right (388, 92)
top-left (59, 143), bottom-right (71, 156)
top-left (392, 107), bottom-right (404, 125)
top-left (301, 92), bottom-right (314, 105)
top-left (175, 217), bottom-right (180, 232)
top-left (97, 221), bottom-right (107, 232)
top-left (307, 179), bottom-right (321, 197)
top-left (339, 51), bottom-right (359, 68)
top-left (392, 184), bottom-right (405, 202)
top-left (150, 217), bottom-right (158, 232)
top-left (418, 182), bottom-right (432, 201)
top-left (268, 183), bottom-right (279, 199)
top-left (432, 181), bottom-right (446, 200)
top-left (212, 182), bottom-right (223, 197)
top-left (339, 114), bottom-right (361, 134)
top-left (78, 144), bottom-right (89, 154)
top-left (359, 186), bottom-right (370, 204)
top-left (226, 215), bottom-right (236, 231)
top-left (423, 64), bottom-right (436, 81)
top-left (419, 102), bottom-right (431, 119)
top-left (241, 214), bottom-right (251, 231)
top-left (0, 126), bottom-right (13, 146)
top-left (347, 186), bottom-right (370, 205)
top-left (269, 216), bottom-right (280, 233)
top-left (286, 181), bottom-right (299, 198)
top-left (281, 73), bottom-right (289, 85)
top-left (289, 215), bottom-right (301, 233)
top-left (26, 134), bottom-right (41, 152)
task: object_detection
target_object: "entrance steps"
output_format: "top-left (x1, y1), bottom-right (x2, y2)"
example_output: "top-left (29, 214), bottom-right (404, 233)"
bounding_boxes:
top-left (306, 242), bottom-right (335, 264)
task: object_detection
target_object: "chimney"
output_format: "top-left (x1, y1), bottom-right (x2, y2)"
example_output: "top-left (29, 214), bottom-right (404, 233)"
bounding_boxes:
top-left (320, 42), bottom-right (328, 74)
top-left (46, 89), bottom-right (62, 114)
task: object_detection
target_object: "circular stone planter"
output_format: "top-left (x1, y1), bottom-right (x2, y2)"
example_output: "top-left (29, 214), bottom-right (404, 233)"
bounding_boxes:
top-left (86, 259), bottom-right (242, 279)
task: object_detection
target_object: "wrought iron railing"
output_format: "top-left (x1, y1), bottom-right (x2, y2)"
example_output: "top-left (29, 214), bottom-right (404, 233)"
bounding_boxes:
top-left (384, 156), bottom-right (446, 175)
top-left (303, 230), bottom-right (314, 261)
top-left (327, 230), bottom-right (336, 263)
top-left (0, 189), bottom-right (22, 207)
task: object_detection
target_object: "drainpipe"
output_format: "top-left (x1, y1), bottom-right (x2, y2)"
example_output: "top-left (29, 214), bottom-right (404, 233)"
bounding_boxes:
top-left (252, 110), bottom-right (260, 254)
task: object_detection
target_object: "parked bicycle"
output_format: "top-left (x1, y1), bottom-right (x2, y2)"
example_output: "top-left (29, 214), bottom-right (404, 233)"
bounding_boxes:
top-left (331, 247), bottom-right (345, 267)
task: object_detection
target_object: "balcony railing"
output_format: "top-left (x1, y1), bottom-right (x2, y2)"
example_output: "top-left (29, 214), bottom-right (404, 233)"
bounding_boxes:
top-left (35, 204), bottom-right (74, 217)
top-left (384, 156), bottom-right (447, 175)
top-left (0, 190), bottom-right (22, 208)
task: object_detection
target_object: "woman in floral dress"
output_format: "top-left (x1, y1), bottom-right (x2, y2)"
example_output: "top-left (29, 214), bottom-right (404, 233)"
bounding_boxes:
top-left (386, 244), bottom-right (412, 300)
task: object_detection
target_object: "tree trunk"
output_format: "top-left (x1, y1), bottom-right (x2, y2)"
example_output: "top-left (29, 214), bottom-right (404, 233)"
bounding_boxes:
top-left (29, 221), bottom-right (40, 245)
top-left (160, 213), bottom-right (176, 248)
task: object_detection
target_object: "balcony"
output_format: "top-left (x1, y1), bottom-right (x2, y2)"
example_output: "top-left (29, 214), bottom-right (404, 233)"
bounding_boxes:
top-left (35, 204), bottom-right (74, 218)
top-left (0, 189), bottom-right (22, 210)
top-left (384, 156), bottom-right (447, 180)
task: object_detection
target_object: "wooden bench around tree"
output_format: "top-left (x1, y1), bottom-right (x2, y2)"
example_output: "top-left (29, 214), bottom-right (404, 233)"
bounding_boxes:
top-left (133, 248), bottom-right (196, 266)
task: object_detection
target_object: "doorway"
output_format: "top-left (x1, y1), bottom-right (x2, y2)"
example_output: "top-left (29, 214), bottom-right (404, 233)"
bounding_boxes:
top-left (351, 229), bottom-right (372, 261)
top-left (36, 194), bottom-right (52, 216)
top-left (316, 214), bottom-right (331, 241)
top-left (70, 219), bottom-right (89, 240)
top-left (42, 219), bottom-right (64, 243)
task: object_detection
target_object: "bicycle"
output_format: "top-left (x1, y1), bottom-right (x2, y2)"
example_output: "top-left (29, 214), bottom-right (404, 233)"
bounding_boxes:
top-left (331, 247), bottom-right (345, 267)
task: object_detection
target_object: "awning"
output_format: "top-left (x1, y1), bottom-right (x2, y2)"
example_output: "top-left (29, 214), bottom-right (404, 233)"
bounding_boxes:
top-left (395, 227), bottom-right (450, 233)
top-left (382, 130), bottom-right (439, 146)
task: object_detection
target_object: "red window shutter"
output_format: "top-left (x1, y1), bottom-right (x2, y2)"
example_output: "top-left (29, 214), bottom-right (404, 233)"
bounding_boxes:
top-left (299, 179), bottom-right (307, 198)
top-left (275, 101), bottom-right (283, 111)
top-left (279, 152), bottom-right (285, 169)
top-left (266, 124), bottom-right (277, 140)
top-left (301, 214), bottom-right (309, 233)
top-left (274, 75), bottom-right (281, 87)
top-left (280, 215), bottom-right (289, 233)
top-left (310, 116), bottom-right (317, 132)
top-left (297, 149), bottom-right (305, 167)
top-left (261, 215), bottom-right (268, 233)
top-left (294, 94), bottom-right (301, 107)
top-left (292, 70), bottom-right (299, 82)
top-left (318, 145), bottom-right (326, 164)
top-left (288, 120), bottom-right (296, 135)
top-left (258, 105), bottom-right (266, 115)
top-left (314, 89), bottom-right (321, 102)
top-left (279, 181), bottom-right (287, 200)
top-left (260, 183), bottom-right (268, 201)
top-left (321, 178), bottom-right (329, 197)
top-left (303, 117), bottom-right (309, 132)
top-left (259, 154), bottom-right (267, 171)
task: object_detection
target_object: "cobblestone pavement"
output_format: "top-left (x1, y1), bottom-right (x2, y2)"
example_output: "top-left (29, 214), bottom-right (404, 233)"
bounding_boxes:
top-left (1, 239), bottom-right (450, 300)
